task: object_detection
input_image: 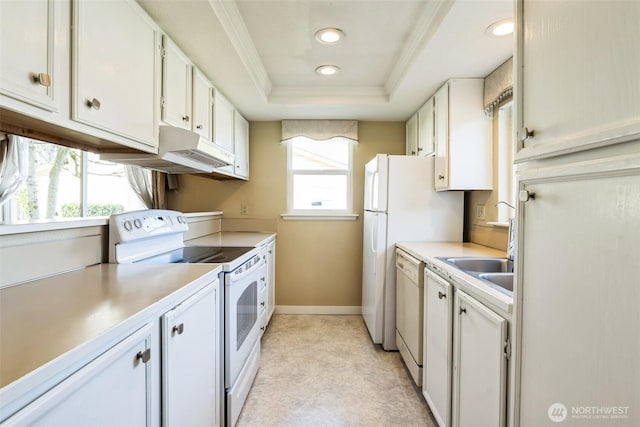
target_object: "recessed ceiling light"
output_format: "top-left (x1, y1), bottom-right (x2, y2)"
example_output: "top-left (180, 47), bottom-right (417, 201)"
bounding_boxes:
top-left (315, 28), bottom-right (345, 44)
top-left (485, 19), bottom-right (514, 37)
top-left (315, 65), bottom-right (341, 76)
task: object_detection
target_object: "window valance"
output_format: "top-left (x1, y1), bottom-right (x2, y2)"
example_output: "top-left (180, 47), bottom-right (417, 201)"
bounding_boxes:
top-left (484, 57), bottom-right (513, 117)
top-left (281, 120), bottom-right (358, 142)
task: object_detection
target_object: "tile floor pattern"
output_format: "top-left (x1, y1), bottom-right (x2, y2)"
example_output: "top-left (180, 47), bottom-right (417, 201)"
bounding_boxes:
top-left (236, 315), bottom-right (437, 427)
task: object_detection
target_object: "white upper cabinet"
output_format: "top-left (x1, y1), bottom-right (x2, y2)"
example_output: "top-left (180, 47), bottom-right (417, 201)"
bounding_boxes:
top-left (0, 0), bottom-right (58, 112)
top-left (434, 79), bottom-right (492, 191)
top-left (72, 0), bottom-right (158, 148)
top-left (516, 0), bottom-right (640, 161)
top-left (192, 67), bottom-right (213, 139)
top-left (213, 89), bottom-right (235, 153)
top-left (417, 97), bottom-right (435, 156)
top-left (406, 112), bottom-right (418, 155)
top-left (161, 36), bottom-right (192, 130)
top-left (233, 110), bottom-right (249, 179)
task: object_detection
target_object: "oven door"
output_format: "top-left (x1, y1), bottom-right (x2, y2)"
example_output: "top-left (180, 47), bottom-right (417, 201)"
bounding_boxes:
top-left (224, 259), bottom-right (261, 388)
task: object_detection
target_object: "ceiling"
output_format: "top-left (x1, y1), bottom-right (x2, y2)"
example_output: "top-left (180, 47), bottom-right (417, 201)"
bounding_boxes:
top-left (136, 0), bottom-right (513, 122)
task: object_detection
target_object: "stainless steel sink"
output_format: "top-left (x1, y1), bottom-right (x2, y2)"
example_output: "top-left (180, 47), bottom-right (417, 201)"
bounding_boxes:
top-left (478, 273), bottom-right (514, 293)
top-left (444, 257), bottom-right (514, 273)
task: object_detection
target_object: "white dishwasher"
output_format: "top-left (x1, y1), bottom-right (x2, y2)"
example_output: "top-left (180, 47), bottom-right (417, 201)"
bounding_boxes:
top-left (395, 248), bottom-right (425, 386)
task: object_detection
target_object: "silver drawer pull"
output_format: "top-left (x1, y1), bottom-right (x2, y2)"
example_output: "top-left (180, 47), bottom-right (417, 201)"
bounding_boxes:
top-left (136, 348), bottom-right (151, 364)
top-left (459, 307), bottom-right (467, 315)
top-left (86, 98), bottom-right (101, 110)
top-left (32, 72), bottom-right (51, 87)
top-left (438, 291), bottom-right (446, 300)
top-left (172, 323), bottom-right (184, 335)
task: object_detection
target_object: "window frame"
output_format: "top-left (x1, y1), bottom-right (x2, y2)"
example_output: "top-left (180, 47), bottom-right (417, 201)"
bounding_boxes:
top-left (496, 100), bottom-right (517, 223)
top-left (285, 136), bottom-right (355, 219)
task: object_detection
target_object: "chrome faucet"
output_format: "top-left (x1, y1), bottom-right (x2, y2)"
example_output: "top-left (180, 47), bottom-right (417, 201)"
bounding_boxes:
top-left (496, 201), bottom-right (516, 261)
top-left (496, 200), bottom-right (516, 210)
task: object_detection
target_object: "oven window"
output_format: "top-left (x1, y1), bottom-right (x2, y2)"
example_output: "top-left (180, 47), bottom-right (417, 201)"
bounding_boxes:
top-left (236, 280), bottom-right (258, 350)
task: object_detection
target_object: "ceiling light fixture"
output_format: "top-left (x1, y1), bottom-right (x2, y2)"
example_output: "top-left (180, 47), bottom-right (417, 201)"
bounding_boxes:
top-left (485, 19), bottom-right (514, 37)
top-left (314, 28), bottom-right (345, 44)
top-left (315, 65), bottom-right (341, 76)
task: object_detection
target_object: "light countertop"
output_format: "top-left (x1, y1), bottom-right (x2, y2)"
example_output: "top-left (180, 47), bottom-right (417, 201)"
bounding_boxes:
top-left (396, 242), bottom-right (512, 317)
top-left (186, 231), bottom-right (276, 247)
top-left (0, 263), bottom-right (220, 388)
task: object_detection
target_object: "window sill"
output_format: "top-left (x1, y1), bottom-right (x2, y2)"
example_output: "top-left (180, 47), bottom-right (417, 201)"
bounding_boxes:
top-left (280, 213), bottom-right (359, 221)
top-left (486, 221), bottom-right (510, 228)
top-left (0, 217), bottom-right (109, 236)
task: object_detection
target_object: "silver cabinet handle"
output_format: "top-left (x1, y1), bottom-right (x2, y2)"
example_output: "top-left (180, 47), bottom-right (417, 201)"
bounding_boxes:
top-left (182, 115), bottom-right (190, 122)
top-left (136, 348), bottom-right (151, 364)
top-left (172, 323), bottom-right (184, 335)
top-left (518, 190), bottom-right (536, 202)
top-left (519, 127), bottom-right (535, 142)
top-left (196, 124), bottom-right (203, 129)
top-left (32, 72), bottom-right (51, 87)
top-left (86, 98), bottom-right (101, 110)
top-left (438, 175), bottom-right (445, 180)
top-left (459, 307), bottom-right (467, 315)
top-left (438, 291), bottom-right (446, 300)
top-left (417, 147), bottom-right (423, 152)
top-left (260, 301), bottom-right (265, 307)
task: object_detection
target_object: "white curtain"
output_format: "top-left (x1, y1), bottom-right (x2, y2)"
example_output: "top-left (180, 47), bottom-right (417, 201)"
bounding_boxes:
top-left (281, 120), bottom-right (358, 142)
top-left (0, 134), bottom-right (28, 207)
top-left (126, 165), bottom-right (153, 209)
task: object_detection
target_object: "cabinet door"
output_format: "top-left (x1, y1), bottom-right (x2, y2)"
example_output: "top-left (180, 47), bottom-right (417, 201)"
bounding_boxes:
top-left (434, 84), bottom-right (449, 189)
top-left (162, 283), bottom-right (218, 427)
top-left (417, 98), bottom-right (435, 156)
top-left (453, 290), bottom-right (507, 427)
top-left (5, 323), bottom-right (153, 426)
top-left (73, 0), bottom-right (158, 147)
top-left (233, 110), bottom-right (249, 179)
top-left (0, 0), bottom-right (57, 112)
top-left (406, 112), bottom-right (418, 155)
top-left (213, 89), bottom-right (235, 153)
top-left (192, 67), bottom-right (212, 139)
top-left (162, 36), bottom-right (192, 130)
top-left (266, 240), bottom-right (276, 323)
top-left (516, 0), bottom-right (640, 161)
top-left (516, 164), bottom-right (640, 426)
top-left (423, 270), bottom-right (453, 427)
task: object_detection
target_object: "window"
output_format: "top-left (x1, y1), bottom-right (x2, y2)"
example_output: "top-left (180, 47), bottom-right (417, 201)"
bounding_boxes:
top-left (1, 139), bottom-right (147, 224)
top-left (496, 100), bottom-right (516, 222)
top-left (287, 136), bottom-right (353, 216)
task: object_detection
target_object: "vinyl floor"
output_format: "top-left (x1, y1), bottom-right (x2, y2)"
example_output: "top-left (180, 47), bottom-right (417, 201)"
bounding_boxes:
top-left (236, 314), bottom-right (437, 427)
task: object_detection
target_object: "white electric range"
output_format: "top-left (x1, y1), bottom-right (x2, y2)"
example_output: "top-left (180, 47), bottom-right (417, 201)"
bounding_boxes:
top-left (109, 209), bottom-right (264, 427)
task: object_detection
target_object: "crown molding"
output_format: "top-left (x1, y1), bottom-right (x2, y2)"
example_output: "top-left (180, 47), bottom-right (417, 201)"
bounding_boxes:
top-left (207, 0), bottom-right (272, 100)
top-left (384, 0), bottom-right (455, 98)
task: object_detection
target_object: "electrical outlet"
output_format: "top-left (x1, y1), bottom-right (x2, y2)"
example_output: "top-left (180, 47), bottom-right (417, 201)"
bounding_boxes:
top-left (476, 204), bottom-right (486, 220)
top-left (240, 204), bottom-right (249, 216)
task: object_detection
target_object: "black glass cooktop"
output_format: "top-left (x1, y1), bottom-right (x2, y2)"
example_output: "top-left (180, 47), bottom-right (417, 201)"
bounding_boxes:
top-left (136, 246), bottom-right (255, 264)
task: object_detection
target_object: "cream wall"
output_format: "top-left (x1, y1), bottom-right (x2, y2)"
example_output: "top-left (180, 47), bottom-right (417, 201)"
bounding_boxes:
top-left (168, 121), bottom-right (405, 308)
top-left (466, 108), bottom-right (509, 251)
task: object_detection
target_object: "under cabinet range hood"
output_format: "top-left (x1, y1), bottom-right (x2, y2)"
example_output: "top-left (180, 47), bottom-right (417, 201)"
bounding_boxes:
top-left (100, 126), bottom-right (234, 174)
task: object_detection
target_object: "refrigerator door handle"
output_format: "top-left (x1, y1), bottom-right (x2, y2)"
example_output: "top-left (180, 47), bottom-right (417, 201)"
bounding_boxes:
top-left (370, 215), bottom-right (376, 274)
top-left (371, 171), bottom-right (379, 211)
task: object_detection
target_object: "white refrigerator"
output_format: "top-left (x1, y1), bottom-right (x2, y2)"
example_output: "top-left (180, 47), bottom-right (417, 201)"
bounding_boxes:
top-left (362, 154), bottom-right (463, 350)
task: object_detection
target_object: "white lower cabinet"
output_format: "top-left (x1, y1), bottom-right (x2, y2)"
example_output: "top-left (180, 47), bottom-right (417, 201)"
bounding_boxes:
top-left (162, 283), bottom-right (218, 427)
top-left (452, 290), bottom-right (507, 427)
top-left (423, 270), bottom-right (453, 427)
top-left (4, 323), bottom-right (154, 426)
top-left (423, 268), bottom-right (508, 427)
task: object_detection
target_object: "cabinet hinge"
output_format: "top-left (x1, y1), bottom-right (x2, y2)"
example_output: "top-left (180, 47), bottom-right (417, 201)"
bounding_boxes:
top-left (160, 96), bottom-right (166, 109)
top-left (161, 47), bottom-right (166, 58)
top-left (504, 339), bottom-right (511, 360)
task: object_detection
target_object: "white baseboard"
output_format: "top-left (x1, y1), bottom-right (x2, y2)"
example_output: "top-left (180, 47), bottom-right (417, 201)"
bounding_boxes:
top-left (275, 305), bottom-right (362, 315)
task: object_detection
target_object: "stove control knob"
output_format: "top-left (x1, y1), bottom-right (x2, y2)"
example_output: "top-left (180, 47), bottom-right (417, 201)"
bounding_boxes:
top-left (124, 220), bottom-right (133, 231)
top-left (134, 219), bottom-right (142, 229)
